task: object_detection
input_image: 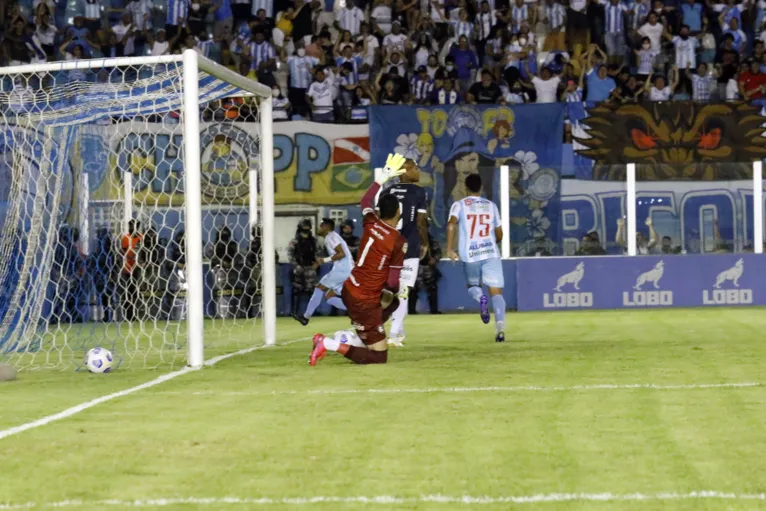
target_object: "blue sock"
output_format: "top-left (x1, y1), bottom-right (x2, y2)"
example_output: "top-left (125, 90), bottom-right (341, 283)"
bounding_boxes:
top-left (326, 296), bottom-right (347, 311)
top-left (468, 286), bottom-right (483, 303)
top-left (492, 295), bottom-right (506, 333)
top-left (304, 288), bottom-right (324, 318)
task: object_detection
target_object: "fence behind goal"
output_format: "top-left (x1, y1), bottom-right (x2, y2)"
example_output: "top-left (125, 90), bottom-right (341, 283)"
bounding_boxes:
top-left (0, 51), bottom-right (276, 371)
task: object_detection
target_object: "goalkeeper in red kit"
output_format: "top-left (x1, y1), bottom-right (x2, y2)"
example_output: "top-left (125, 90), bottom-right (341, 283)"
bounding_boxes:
top-left (309, 153), bottom-right (409, 366)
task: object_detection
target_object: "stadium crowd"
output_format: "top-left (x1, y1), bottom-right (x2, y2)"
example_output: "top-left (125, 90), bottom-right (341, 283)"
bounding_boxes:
top-left (1, 0), bottom-right (765, 121)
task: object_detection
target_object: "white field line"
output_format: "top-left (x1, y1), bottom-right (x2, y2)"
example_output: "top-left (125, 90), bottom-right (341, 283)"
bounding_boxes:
top-left (3, 491), bottom-right (766, 508)
top-left (167, 381), bottom-right (765, 397)
top-left (0, 338), bottom-right (309, 441)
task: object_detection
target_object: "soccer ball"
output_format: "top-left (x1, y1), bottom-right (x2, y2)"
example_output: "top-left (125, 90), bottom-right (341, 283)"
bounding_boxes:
top-left (85, 347), bottom-right (113, 374)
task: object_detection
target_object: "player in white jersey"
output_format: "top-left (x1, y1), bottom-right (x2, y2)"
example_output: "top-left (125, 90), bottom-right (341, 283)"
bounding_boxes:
top-left (446, 173), bottom-right (506, 342)
top-left (293, 218), bottom-right (352, 325)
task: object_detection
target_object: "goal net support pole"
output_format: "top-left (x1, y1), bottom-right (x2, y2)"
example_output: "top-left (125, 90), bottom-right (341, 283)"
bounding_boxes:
top-left (183, 49), bottom-right (277, 365)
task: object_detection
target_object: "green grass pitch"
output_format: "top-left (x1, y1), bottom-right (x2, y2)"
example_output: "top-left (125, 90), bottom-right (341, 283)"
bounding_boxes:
top-left (2, 308), bottom-right (766, 510)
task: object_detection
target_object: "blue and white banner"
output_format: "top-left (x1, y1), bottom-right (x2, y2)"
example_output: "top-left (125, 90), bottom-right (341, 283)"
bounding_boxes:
top-left (370, 104), bottom-right (566, 252)
top-left (516, 254), bottom-right (765, 311)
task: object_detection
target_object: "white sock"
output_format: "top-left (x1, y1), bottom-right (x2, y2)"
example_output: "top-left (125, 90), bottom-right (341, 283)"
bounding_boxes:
top-left (323, 335), bottom-right (340, 351)
top-left (468, 286), bottom-right (483, 303)
top-left (336, 330), bottom-right (365, 347)
top-left (390, 296), bottom-right (408, 336)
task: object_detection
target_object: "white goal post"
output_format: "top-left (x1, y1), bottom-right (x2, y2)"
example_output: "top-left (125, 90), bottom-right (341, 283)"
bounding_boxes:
top-left (0, 50), bottom-right (276, 370)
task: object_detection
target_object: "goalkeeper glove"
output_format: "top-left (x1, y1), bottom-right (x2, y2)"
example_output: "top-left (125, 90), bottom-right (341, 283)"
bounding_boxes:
top-left (397, 286), bottom-right (409, 301)
top-left (375, 153), bottom-right (407, 185)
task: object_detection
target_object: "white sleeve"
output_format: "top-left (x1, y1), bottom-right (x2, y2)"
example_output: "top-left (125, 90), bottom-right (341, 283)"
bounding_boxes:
top-left (448, 200), bottom-right (462, 221)
top-left (493, 203), bottom-right (502, 227)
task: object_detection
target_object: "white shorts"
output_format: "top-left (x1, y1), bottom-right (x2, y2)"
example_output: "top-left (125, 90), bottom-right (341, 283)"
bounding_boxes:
top-left (399, 257), bottom-right (420, 288)
top-left (319, 265), bottom-right (352, 294)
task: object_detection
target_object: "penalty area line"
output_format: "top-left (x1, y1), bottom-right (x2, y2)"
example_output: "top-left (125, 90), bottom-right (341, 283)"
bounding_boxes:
top-left (0, 337), bottom-right (309, 441)
top-left (3, 491), bottom-right (766, 508)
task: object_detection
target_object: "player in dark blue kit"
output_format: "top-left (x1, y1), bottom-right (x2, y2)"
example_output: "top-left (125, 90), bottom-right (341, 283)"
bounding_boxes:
top-left (384, 158), bottom-right (429, 346)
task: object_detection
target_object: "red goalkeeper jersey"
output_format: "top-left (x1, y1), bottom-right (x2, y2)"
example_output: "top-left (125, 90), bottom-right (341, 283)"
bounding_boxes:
top-left (344, 184), bottom-right (407, 302)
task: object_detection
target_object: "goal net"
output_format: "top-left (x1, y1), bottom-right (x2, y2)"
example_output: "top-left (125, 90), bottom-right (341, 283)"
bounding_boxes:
top-left (0, 51), bottom-right (276, 371)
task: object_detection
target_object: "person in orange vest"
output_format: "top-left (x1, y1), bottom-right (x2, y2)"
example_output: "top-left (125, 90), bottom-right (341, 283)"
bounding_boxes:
top-left (120, 219), bottom-right (142, 321)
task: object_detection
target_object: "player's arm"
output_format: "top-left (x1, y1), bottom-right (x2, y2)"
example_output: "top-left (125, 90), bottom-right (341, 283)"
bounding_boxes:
top-left (446, 200), bottom-right (461, 261)
top-left (646, 217), bottom-right (658, 248)
top-left (493, 203), bottom-right (504, 247)
top-left (616, 218), bottom-right (626, 248)
top-left (417, 212), bottom-right (429, 258)
top-left (318, 243), bottom-right (346, 265)
top-left (446, 215), bottom-right (459, 262)
top-left (361, 153), bottom-right (407, 218)
top-left (416, 187), bottom-right (429, 258)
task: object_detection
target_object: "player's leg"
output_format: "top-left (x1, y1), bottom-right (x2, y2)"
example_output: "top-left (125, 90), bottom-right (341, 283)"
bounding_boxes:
top-left (482, 258), bottom-right (506, 342)
top-left (311, 289), bottom-right (390, 365)
top-left (293, 282), bottom-right (328, 325)
top-left (324, 288), bottom-right (347, 311)
top-left (296, 263), bottom-right (351, 324)
top-left (389, 257), bottom-right (419, 345)
top-left (464, 261), bottom-right (490, 324)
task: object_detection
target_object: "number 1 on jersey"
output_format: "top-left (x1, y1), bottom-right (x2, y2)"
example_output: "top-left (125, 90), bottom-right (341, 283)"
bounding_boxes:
top-left (357, 237), bottom-right (375, 267)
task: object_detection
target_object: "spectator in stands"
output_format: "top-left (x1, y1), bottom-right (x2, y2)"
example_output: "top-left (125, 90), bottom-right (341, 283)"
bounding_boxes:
top-left (149, 28), bottom-right (170, 55)
top-left (638, 12), bottom-right (665, 52)
top-left (448, 35), bottom-right (479, 93)
top-left (272, 85), bottom-right (291, 120)
top-left (604, 0), bottom-right (629, 65)
top-left (3, 16), bottom-right (31, 65)
top-left (83, 0), bottom-right (104, 35)
top-left (688, 62), bottom-right (717, 101)
top-left (430, 76), bottom-right (461, 104)
top-left (716, 33), bottom-right (740, 97)
top-left (336, 1), bottom-right (365, 36)
top-left (526, 64), bottom-right (562, 103)
top-left (645, 67), bottom-right (680, 100)
top-left (112, 12), bottom-right (136, 57)
top-left (166, 0), bottom-right (189, 40)
top-left (246, 29), bottom-right (277, 86)
top-left (339, 219), bottom-right (360, 260)
top-left (616, 218), bottom-right (659, 254)
top-left (382, 20), bottom-right (408, 59)
top-left (307, 66), bottom-right (336, 121)
top-left (543, 0), bottom-right (567, 51)
top-left (411, 65), bottom-right (435, 104)
top-left (738, 57), bottom-right (766, 98)
top-left (584, 46), bottom-right (617, 101)
top-left (682, 0), bottom-right (705, 34)
top-left (467, 68), bottom-right (503, 103)
top-left (286, 44), bottom-right (320, 117)
top-left (575, 231), bottom-right (607, 255)
top-left (35, 11), bottom-right (57, 59)
top-left (350, 85), bottom-right (374, 121)
top-left (378, 72), bottom-right (406, 103)
top-left (660, 235), bottom-right (682, 254)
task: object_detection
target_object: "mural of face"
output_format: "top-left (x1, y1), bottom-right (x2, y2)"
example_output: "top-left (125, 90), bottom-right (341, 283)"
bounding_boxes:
top-left (452, 152), bottom-right (480, 200)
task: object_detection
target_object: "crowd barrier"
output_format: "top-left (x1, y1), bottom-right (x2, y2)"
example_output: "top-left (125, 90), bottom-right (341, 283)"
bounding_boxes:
top-left (271, 253), bottom-right (761, 317)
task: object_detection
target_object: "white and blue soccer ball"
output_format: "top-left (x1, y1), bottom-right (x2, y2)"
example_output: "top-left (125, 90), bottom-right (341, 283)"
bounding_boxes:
top-left (85, 347), bottom-right (113, 374)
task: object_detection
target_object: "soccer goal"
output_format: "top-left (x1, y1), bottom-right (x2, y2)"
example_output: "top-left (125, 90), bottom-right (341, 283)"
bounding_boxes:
top-left (0, 50), bottom-right (276, 371)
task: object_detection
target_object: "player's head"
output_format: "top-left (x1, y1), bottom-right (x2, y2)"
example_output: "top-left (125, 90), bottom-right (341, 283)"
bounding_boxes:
top-left (465, 173), bottom-right (482, 194)
top-left (378, 193), bottom-right (401, 224)
top-left (401, 158), bottom-right (420, 183)
top-left (319, 217), bottom-right (335, 235)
